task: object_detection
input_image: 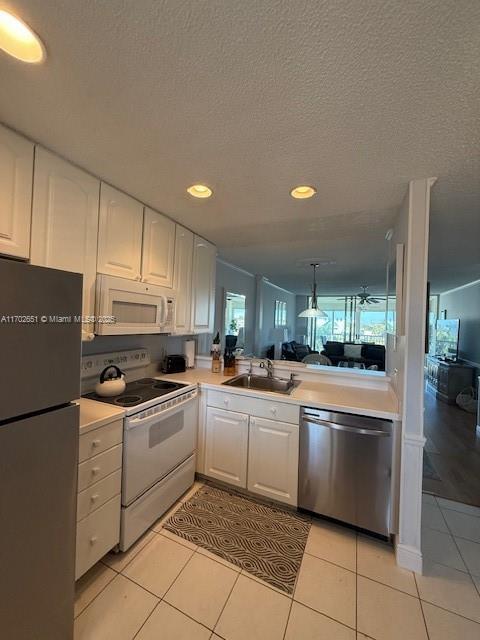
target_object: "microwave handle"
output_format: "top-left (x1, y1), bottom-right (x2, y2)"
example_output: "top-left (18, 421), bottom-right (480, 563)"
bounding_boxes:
top-left (158, 295), bottom-right (167, 326)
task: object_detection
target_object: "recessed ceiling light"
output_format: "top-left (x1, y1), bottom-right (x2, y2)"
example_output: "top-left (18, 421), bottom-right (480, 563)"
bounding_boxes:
top-left (290, 185), bottom-right (316, 199)
top-left (0, 10), bottom-right (46, 63)
top-left (187, 184), bottom-right (213, 199)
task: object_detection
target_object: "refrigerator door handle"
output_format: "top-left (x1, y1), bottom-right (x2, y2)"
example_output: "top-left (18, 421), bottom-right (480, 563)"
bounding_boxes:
top-left (302, 417), bottom-right (390, 437)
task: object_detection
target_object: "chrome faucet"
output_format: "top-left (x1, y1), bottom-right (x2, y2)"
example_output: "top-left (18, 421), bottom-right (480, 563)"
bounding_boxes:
top-left (260, 358), bottom-right (274, 378)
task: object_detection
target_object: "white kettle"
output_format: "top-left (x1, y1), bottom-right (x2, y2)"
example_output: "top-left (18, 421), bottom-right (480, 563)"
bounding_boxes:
top-left (95, 365), bottom-right (126, 397)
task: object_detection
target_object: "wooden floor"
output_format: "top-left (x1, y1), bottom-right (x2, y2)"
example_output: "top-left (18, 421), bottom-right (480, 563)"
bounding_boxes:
top-left (423, 387), bottom-right (480, 506)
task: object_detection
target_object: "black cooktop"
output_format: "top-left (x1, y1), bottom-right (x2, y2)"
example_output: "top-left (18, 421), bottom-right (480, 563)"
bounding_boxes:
top-left (83, 378), bottom-right (188, 408)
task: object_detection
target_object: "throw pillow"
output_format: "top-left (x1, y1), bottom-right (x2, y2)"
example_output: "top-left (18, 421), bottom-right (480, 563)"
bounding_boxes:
top-left (344, 344), bottom-right (363, 359)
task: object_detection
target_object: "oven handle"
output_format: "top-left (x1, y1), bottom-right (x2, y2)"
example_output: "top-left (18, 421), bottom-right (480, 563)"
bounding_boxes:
top-left (126, 391), bottom-right (197, 429)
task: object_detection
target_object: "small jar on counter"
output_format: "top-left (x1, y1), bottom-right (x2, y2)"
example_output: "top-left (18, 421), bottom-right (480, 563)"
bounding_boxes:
top-left (211, 345), bottom-right (221, 373)
top-left (223, 349), bottom-right (237, 376)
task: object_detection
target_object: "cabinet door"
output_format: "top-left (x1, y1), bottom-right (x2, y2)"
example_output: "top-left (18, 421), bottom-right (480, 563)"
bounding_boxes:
top-left (31, 149), bottom-right (100, 340)
top-left (191, 236), bottom-right (216, 333)
top-left (205, 406), bottom-right (248, 488)
top-left (248, 416), bottom-right (299, 506)
top-left (97, 183), bottom-right (143, 279)
top-left (173, 224), bottom-right (194, 334)
top-left (0, 124), bottom-right (34, 259)
top-left (141, 207), bottom-right (175, 287)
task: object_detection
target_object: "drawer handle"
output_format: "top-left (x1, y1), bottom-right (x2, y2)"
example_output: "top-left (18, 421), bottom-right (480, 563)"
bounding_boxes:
top-left (92, 467), bottom-right (100, 475)
top-left (270, 407), bottom-right (277, 415)
top-left (92, 439), bottom-right (101, 448)
top-left (223, 398), bottom-right (229, 405)
top-left (90, 494), bottom-right (99, 502)
top-left (90, 536), bottom-right (98, 545)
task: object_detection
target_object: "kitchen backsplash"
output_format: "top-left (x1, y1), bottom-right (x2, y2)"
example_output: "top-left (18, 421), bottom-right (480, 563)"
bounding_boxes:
top-left (81, 334), bottom-right (197, 364)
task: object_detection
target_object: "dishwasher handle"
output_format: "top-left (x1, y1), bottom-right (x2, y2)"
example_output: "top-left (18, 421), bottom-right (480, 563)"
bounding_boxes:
top-left (302, 416), bottom-right (391, 437)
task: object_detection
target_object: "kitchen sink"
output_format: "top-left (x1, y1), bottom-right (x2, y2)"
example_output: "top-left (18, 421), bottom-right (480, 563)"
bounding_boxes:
top-left (222, 373), bottom-right (299, 395)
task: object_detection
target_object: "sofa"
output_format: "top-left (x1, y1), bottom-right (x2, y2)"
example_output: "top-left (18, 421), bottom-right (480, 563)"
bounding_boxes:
top-left (281, 341), bottom-right (319, 362)
top-left (321, 341), bottom-right (386, 370)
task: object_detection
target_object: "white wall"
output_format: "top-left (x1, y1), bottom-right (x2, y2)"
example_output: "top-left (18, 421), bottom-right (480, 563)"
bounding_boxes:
top-left (387, 178), bottom-right (436, 573)
top-left (255, 277), bottom-right (296, 357)
top-left (439, 280), bottom-right (480, 367)
top-left (81, 334), bottom-right (188, 368)
top-left (214, 259), bottom-right (256, 354)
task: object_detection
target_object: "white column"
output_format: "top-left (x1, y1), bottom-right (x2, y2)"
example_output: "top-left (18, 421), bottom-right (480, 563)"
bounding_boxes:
top-left (396, 178), bottom-right (436, 573)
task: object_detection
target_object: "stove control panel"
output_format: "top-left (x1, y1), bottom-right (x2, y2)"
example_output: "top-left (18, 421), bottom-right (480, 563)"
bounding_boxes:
top-left (133, 389), bottom-right (197, 421)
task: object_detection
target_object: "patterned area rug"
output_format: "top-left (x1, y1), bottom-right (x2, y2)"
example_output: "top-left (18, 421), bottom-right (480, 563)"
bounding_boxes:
top-left (164, 484), bottom-right (310, 594)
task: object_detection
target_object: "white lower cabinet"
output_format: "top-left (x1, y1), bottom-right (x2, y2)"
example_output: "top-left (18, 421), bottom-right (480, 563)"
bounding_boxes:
top-left (204, 392), bottom-right (300, 506)
top-left (75, 495), bottom-right (121, 580)
top-left (76, 419), bottom-right (123, 580)
top-left (205, 406), bottom-right (249, 488)
top-left (248, 416), bottom-right (298, 506)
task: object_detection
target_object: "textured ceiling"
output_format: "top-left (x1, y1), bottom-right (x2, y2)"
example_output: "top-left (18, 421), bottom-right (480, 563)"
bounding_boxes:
top-left (0, 0), bottom-right (478, 294)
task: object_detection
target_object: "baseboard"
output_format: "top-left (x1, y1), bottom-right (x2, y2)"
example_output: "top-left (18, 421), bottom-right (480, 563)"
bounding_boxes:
top-left (395, 542), bottom-right (423, 573)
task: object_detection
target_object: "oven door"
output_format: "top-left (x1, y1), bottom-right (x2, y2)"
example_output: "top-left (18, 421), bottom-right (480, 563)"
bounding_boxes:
top-left (95, 274), bottom-right (172, 335)
top-left (122, 394), bottom-right (198, 506)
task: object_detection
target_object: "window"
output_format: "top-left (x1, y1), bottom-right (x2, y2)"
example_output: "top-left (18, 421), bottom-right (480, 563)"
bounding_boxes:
top-left (224, 292), bottom-right (246, 345)
top-left (307, 296), bottom-right (390, 351)
top-left (274, 300), bottom-right (287, 326)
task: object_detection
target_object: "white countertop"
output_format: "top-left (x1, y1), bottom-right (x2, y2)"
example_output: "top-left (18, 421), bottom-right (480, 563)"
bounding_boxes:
top-left (76, 397), bottom-right (126, 434)
top-left (157, 368), bottom-right (400, 421)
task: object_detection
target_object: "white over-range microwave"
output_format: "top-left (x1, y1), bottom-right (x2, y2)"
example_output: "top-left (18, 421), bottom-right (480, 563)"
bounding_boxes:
top-left (95, 274), bottom-right (176, 335)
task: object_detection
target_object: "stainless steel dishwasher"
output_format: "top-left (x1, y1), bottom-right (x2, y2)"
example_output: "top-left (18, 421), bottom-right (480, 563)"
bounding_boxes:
top-left (299, 408), bottom-right (393, 537)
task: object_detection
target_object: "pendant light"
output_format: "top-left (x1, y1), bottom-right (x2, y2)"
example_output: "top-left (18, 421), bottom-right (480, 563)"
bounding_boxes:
top-left (298, 263), bottom-right (328, 318)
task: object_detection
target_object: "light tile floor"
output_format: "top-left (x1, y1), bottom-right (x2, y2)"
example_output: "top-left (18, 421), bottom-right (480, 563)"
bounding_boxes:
top-left (74, 486), bottom-right (480, 639)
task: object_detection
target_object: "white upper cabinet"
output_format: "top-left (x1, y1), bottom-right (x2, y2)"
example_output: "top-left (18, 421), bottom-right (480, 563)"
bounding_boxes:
top-left (191, 235), bottom-right (216, 334)
top-left (0, 124), bottom-right (34, 259)
top-left (173, 225), bottom-right (194, 334)
top-left (205, 406), bottom-right (248, 488)
top-left (31, 149), bottom-right (100, 339)
top-left (247, 416), bottom-right (299, 506)
top-left (141, 208), bottom-right (175, 287)
top-left (97, 183), bottom-right (143, 280)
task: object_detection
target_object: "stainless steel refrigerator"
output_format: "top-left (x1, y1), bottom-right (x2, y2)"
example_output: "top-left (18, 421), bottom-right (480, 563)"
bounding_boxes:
top-left (0, 258), bottom-right (82, 640)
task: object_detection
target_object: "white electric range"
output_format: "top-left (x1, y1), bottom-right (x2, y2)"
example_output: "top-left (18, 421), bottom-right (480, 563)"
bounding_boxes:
top-left (82, 350), bottom-right (198, 550)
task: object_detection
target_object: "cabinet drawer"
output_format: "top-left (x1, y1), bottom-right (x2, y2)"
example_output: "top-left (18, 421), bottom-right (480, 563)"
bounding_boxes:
top-left (78, 444), bottom-right (122, 492)
top-left (79, 419), bottom-right (123, 463)
top-left (77, 469), bottom-right (122, 521)
top-left (75, 494), bottom-right (121, 579)
top-left (207, 390), bottom-right (299, 425)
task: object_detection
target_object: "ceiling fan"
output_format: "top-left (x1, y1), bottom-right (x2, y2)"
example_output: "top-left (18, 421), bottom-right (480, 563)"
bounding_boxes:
top-left (338, 285), bottom-right (386, 305)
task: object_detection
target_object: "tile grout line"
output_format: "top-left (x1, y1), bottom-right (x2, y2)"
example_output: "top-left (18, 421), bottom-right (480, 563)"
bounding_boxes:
top-left (211, 569), bottom-right (242, 637)
top-left (435, 503), bottom-right (480, 582)
top-left (305, 548), bottom-right (420, 600)
top-left (119, 571), bottom-right (217, 635)
top-left (414, 573), bottom-right (431, 640)
top-left (131, 599), bottom-right (162, 640)
top-left (152, 544), bottom-right (196, 603)
top-left (161, 600), bottom-right (220, 635)
top-left (159, 528), bottom-right (199, 552)
top-left (74, 566), bottom-right (117, 620)
top-left (281, 597), bottom-right (294, 640)
top-left (76, 552), bottom-right (141, 620)
top-left (303, 549), bottom-right (357, 575)
top-left (290, 597), bottom-right (357, 633)
top-left (417, 592), bottom-right (480, 626)
top-left (102, 529), bottom-right (161, 575)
